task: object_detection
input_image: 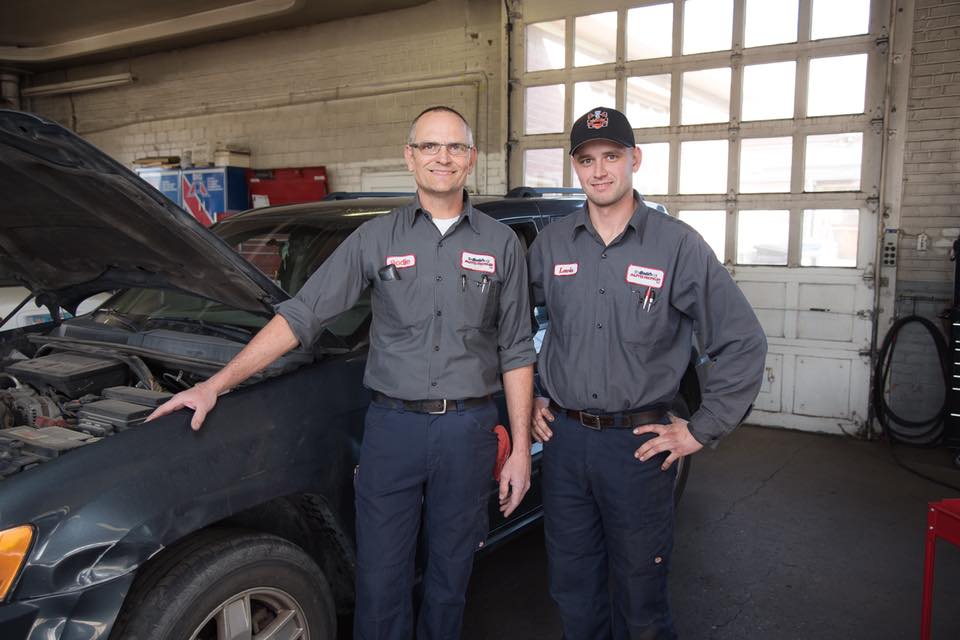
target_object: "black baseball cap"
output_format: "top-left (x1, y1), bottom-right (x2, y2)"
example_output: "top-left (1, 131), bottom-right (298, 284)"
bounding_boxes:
top-left (569, 106), bottom-right (636, 154)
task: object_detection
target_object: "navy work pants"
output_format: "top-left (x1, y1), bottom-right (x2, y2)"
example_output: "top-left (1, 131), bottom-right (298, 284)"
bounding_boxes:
top-left (353, 399), bottom-right (498, 640)
top-left (542, 411), bottom-right (678, 640)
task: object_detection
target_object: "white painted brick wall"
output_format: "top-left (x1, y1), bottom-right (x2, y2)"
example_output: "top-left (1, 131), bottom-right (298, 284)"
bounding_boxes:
top-left (898, 0), bottom-right (960, 287)
top-left (26, 0), bottom-right (507, 195)
top-left (888, 0), bottom-right (959, 429)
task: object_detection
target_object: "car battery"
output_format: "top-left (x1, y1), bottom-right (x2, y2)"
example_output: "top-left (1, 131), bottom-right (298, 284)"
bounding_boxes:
top-left (102, 386), bottom-right (173, 407)
top-left (77, 399), bottom-right (154, 437)
top-left (6, 353), bottom-right (127, 398)
top-left (0, 426), bottom-right (94, 460)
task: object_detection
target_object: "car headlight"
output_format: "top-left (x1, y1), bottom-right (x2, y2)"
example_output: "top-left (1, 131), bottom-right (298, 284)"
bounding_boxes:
top-left (0, 525), bottom-right (34, 601)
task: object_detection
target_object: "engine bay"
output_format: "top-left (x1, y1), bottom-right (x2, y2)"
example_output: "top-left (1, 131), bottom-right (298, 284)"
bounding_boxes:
top-left (0, 302), bottom-right (318, 480)
top-left (0, 350), bottom-right (174, 479)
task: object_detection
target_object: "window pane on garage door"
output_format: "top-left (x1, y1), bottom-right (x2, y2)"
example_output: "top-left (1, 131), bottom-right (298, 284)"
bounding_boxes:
top-left (682, 0), bottom-right (733, 55)
top-left (808, 54), bottom-right (868, 117)
top-left (526, 20), bottom-right (565, 72)
top-left (524, 148), bottom-right (564, 188)
top-left (627, 4), bottom-right (673, 60)
top-left (738, 210), bottom-right (789, 265)
top-left (744, 0), bottom-right (798, 47)
top-left (681, 68), bottom-right (731, 125)
top-left (801, 209), bottom-right (860, 267)
top-left (742, 62), bottom-right (796, 121)
top-left (679, 140), bottom-right (728, 194)
top-left (679, 210), bottom-right (726, 262)
top-left (575, 12), bottom-right (617, 67)
top-left (525, 85), bottom-right (565, 134)
top-left (811, 0), bottom-right (871, 39)
top-left (740, 137), bottom-right (793, 193)
top-left (626, 75), bottom-right (671, 127)
top-left (805, 133), bottom-right (863, 192)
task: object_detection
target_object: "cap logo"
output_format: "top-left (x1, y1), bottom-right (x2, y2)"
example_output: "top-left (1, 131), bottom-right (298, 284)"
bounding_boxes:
top-left (586, 110), bottom-right (609, 130)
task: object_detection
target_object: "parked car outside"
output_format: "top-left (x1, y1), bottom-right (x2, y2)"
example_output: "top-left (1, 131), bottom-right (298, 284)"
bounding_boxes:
top-left (0, 110), bottom-right (700, 640)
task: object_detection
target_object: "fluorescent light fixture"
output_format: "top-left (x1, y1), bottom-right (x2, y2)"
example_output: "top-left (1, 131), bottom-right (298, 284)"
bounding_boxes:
top-left (22, 73), bottom-right (134, 97)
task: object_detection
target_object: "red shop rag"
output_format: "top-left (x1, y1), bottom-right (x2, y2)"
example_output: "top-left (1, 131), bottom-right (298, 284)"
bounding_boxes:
top-left (493, 424), bottom-right (511, 480)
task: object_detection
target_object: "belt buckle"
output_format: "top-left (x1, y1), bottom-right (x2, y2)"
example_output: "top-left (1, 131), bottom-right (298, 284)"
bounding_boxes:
top-left (428, 399), bottom-right (448, 415)
top-left (579, 411), bottom-right (603, 430)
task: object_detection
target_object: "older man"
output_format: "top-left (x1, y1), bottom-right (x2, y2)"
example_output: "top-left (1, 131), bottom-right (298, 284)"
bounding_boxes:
top-left (150, 106), bottom-right (536, 640)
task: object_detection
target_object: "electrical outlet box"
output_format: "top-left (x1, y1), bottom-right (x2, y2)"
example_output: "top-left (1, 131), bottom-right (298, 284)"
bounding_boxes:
top-left (917, 232), bottom-right (929, 252)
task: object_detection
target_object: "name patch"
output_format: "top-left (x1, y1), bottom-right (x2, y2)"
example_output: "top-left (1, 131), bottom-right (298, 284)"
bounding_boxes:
top-left (386, 254), bottom-right (416, 269)
top-left (625, 265), bottom-right (664, 288)
top-left (461, 251), bottom-right (496, 274)
top-left (553, 263), bottom-right (579, 276)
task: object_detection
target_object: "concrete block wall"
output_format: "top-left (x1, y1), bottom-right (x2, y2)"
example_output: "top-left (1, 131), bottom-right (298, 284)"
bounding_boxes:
top-left (26, 0), bottom-right (508, 194)
top-left (887, 0), bottom-right (959, 423)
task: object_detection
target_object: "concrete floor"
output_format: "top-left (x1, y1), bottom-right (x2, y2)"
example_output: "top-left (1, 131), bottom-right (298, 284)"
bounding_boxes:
top-left (462, 425), bottom-right (960, 640)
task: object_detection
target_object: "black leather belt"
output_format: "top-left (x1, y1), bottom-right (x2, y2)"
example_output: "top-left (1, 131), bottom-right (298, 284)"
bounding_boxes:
top-left (372, 391), bottom-right (490, 415)
top-left (550, 401), bottom-right (665, 430)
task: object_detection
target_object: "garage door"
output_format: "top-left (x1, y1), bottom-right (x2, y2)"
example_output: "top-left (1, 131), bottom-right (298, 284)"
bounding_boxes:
top-left (509, 0), bottom-right (893, 435)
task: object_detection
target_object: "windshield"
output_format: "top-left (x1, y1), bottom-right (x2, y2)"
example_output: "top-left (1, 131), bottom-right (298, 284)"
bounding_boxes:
top-left (100, 210), bottom-right (373, 344)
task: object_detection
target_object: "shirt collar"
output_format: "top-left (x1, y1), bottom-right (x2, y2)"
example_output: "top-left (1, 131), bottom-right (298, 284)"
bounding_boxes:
top-left (571, 191), bottom-right (649, 245)
top-left (407, 190), bottom-right (480, 234)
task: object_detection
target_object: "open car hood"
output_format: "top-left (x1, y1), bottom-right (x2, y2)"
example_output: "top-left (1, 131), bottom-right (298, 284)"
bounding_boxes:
top-left (0, 110), bottom-right (287, 315)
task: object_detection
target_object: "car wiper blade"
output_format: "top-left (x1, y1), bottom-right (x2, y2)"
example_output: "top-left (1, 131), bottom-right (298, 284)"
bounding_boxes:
top-left (144, 316), bottom-right (254, 341)
top-left (94, 308), bottom-right (141, 332)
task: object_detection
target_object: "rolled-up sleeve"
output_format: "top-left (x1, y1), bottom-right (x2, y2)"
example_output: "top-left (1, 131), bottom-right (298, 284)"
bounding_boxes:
top-left (497, 235), bottom-right (537, 373)
top-left (670, 234), bottom-right (768, 447)
top-left (274, 226), bottom-right (370, 348)
top-left (527, 235), bottom-right (546, 307)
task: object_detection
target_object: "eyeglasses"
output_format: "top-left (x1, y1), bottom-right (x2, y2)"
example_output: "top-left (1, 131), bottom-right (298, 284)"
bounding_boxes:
top-left (407, 141), bottom-right (473, 156)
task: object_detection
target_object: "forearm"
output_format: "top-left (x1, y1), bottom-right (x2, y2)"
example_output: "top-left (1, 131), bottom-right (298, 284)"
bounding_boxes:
top-left (502, 364), bottom-right (534, 451)
top-left (203, 315), bottom-right (300, 395)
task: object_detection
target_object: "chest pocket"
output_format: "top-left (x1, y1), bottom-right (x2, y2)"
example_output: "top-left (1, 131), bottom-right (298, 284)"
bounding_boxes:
top-left (621, 284), bottom-right (668, 347)
top-left (374, 264), bottom-right (425, 329)
top-left (460, 272), bottom-right (501, 331)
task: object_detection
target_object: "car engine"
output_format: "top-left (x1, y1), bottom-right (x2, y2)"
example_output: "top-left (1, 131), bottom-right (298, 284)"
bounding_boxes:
top-left (0, 351), bottom-right (172, 479)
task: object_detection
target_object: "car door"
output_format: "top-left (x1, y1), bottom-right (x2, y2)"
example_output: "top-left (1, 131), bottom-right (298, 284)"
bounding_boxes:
top-left (483, 215), bottom-right (548, 544)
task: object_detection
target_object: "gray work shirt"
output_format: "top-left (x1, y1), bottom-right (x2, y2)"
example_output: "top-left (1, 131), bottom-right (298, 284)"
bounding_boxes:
top-left (528, 194), bottom-right (767, 446)
top-left (276, 194), bottom-right (536, 400)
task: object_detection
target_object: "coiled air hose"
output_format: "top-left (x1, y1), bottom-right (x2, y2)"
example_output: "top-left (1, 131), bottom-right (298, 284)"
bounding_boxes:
top-left (873, 314), bottom-right (949, 446)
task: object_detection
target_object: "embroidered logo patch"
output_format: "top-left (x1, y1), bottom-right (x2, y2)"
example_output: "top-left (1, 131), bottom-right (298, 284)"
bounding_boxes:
top-left (386, 254), bottom-right (416, 269)
top-left (461, 251), bottom-right (496, 274)
top-left (553, 263), bottom-right (579, 276)
top-left (586, 110), bottom-right (609, 130)
top-left (625, 265), bottom-right (664, 288)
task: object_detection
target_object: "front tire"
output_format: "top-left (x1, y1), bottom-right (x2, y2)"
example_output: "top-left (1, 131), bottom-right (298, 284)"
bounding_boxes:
top-left (112, 530), bottom-right (336, 640)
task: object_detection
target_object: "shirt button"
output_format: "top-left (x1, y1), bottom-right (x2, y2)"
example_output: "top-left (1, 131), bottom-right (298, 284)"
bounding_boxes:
top-left (438, 242), bottom-right (443, 248)
top-left (431, 381), bottom-right (438, 387)
top-left (597, 323), bottom-right (602, 329)
top-left (434, 345), bottom-right (440, 351)
top-left (436, 310), bottom-right (442, 316)
top-left (599, 288), bottom-right (605, 294)
top-left (592, 393), bottom-right (598, 399)
top-left (601, 253), bottom-right (608, 259)
top-left (435, 275), bottom-right (442, 281)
